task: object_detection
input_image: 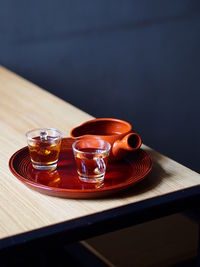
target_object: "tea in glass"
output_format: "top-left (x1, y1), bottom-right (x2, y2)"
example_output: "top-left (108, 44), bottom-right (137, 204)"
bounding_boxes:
top-left (26, 128), bottom-right (62, 170)
top-left (72, 139), bottom-right (111, 183)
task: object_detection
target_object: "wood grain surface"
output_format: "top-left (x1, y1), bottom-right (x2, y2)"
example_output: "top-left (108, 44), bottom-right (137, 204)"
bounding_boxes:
top-left (0, 66), bottom-right (199, 240)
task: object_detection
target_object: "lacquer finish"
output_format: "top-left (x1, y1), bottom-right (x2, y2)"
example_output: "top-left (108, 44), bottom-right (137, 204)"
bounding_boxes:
top-left (9, 138), bottom-right (152, 199)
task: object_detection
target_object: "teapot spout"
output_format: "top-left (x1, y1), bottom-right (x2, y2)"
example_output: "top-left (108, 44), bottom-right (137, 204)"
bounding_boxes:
top-left (112, 132), bottom-right (142, 158)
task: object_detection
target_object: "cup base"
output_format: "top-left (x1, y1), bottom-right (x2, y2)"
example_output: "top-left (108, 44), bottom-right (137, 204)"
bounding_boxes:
top-left (32, 163), bottom-right (57, 171)
top-left (78, 173), bottom-right (105, 183)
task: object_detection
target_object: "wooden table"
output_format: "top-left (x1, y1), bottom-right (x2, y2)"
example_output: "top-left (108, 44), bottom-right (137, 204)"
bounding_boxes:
top-left (0, 66), bottom-right (200, 252)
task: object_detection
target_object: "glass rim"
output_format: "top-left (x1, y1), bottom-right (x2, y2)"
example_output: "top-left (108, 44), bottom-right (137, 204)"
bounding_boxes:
top-left (72, 139), bottom-right (111, 155)
top-left (26, 128), bottom-right (63, 141)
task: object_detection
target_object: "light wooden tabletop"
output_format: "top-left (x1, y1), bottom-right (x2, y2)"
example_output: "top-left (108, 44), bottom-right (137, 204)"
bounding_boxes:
top-left (0, 66), bottom-right (200, 243)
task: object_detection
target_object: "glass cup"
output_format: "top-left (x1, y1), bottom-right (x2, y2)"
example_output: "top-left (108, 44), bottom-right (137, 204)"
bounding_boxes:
top-left (26, 128), bottom-right (62, 170)
top-left (72, 139), bottom-right (111, 183)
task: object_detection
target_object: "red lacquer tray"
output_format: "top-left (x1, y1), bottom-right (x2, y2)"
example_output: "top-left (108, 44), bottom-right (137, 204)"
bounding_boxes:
top-left (9, 138), bottom-right (152, 199)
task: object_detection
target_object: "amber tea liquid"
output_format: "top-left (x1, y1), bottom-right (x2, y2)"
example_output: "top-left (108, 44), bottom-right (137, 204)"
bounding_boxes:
top-left (28, 136), bottom-right (61, 170)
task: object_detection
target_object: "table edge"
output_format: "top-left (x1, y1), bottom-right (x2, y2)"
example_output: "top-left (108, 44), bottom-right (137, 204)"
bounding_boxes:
top-left (1, 185), bottom-right (200, 251)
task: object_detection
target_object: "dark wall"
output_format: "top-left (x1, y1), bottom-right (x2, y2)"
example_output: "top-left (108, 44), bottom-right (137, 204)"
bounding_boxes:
top-left (1, 0), bottom-right (200, 172)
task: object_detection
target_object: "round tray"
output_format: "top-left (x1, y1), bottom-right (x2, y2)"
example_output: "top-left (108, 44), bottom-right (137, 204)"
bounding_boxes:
top-left (9, 138), bottom-right (152, 198)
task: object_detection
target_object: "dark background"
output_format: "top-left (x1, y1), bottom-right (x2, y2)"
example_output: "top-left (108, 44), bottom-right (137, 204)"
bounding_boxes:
top-left (0, 0), bottom-right (199, 172)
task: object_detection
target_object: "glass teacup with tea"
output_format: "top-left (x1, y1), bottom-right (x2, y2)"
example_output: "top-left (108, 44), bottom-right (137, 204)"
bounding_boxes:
top-left (72, 139), bottom-right (111, 183)
top-left (26, 128), bottom-right (62, 170)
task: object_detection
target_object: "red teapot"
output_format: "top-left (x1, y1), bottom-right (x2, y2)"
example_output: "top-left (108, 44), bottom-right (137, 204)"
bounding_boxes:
top-left (70, 118), bottom-right (142, 162)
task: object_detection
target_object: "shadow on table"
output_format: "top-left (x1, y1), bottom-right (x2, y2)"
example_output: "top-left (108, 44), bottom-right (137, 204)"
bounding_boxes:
top-left (112, 147), bottom-right (171, 199)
